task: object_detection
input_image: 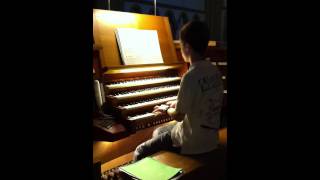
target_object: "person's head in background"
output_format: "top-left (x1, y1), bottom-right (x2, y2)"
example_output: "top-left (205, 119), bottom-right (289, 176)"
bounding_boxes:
top-left (179, 21), bottom-right (210, 64)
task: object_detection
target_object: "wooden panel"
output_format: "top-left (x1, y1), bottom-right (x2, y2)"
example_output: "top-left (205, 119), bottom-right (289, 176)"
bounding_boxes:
top-left (218, 128), bottom-right (227, 145)
top-left (205, 46), bottom-right (227, 62)
top-left (93, 48), bottom-right (103, 80)
top-left (173, 40), bottom-right (216, 49)
top-left (174, 40), bottom-right (217, 63)
top-left (101, 152), bottom-right (134, 173)
top-left (104, 64), bottom-right (185, 75)
top-left (93, 9), bottom-right (180, 68)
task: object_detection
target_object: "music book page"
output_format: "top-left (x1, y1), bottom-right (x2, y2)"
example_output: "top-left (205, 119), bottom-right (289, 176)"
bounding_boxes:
top-left (115, 28), bottom-right (164, 65)
top-left (119, 157), bottom-right (182, 180)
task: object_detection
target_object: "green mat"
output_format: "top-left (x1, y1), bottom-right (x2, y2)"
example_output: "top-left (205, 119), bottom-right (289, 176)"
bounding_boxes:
top-left (119, 157), bottom-right (183, 180)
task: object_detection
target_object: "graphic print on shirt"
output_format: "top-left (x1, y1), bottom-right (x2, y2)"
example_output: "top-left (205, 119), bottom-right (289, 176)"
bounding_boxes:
top-left (198, 74), bottom-right (222, 129)
top-left (198, 75), bottom-right (216, 93)
top-left (201, 97), bottom-right (221, 129)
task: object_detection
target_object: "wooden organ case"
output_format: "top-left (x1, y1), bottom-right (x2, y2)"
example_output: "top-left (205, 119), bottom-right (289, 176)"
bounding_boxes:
top-left (93, 9), bottom-right (188, 170)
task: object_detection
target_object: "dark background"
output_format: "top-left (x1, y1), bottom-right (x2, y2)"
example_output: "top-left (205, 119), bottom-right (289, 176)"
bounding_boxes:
top-left (0, 0), bottom-right (318, 179)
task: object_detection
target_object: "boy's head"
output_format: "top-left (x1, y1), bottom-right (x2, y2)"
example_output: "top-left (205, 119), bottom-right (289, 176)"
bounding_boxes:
top-left (179, 21), bottom-right (210, 62)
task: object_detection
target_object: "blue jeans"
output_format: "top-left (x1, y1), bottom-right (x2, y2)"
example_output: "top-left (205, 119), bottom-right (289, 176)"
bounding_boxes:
top-left (133, 124), bottom-right (181, 162)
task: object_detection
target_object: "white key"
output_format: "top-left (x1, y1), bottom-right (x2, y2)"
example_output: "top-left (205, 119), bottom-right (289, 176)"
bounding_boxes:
top-left (127, 113), bottom-right (155, 121)
top-left (123, 96), bottom-right (177, 110)
top-left (114, 85), bottom-right (180, 100)
top-left (106, 77), bottom-right (181, 89)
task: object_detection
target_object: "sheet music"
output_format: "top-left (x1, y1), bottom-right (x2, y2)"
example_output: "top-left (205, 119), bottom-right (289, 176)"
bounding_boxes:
top-left (115, 28), bottom-right (164, 65)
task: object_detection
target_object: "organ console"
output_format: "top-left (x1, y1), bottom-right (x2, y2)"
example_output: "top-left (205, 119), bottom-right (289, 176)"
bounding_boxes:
top-left (93, 8), bottom-right (188, 163)
top-left (93, 9), bottom-right (227, 179)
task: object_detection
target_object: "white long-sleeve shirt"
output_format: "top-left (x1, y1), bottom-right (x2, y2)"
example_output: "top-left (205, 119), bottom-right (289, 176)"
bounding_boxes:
top-left (171, 60), bottom-right (224, 154)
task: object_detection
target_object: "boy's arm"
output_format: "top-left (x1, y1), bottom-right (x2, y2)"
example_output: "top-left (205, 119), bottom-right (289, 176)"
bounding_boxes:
top-left (167, 108), bottom-right (185, 122)
top-left (166, 75), bottom-right (192, 122)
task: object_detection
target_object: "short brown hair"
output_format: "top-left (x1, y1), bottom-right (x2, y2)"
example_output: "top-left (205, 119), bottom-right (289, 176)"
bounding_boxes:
top-left (179, 21), bottom-right (210, 55)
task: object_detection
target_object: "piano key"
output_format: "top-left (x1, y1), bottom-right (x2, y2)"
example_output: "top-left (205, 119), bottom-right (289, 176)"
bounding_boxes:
top-left (122, 96), bottom-right (177, 110)
top-left (106, 77), bottom-right (181, 90)
top-left (127, 112), bottom-right (155, 121)
top-left (114, 85), bottom-right (180, 100)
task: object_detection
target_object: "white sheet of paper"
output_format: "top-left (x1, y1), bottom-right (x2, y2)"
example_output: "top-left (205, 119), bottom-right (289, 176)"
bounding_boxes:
top-left (115, 28), bottom-right (164, 65)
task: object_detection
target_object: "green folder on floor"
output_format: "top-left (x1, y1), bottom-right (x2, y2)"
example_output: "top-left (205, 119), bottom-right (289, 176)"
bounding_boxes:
top-left (119, 157), bottom-right (183, 180)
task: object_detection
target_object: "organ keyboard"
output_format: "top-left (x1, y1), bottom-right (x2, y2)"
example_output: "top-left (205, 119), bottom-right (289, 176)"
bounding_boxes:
top-left (108, 84), bottom-right (180, 102)
top-left (105, 76), bottom-right (181, 90)
top-left (104, 73), bottom-right (183, 132)
top-left (121, 95), bottom-right (177, 111)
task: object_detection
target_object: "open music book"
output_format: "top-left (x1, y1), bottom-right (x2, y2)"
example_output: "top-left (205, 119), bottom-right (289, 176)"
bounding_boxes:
top-left (115, 28), bottom-right (164, 65)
